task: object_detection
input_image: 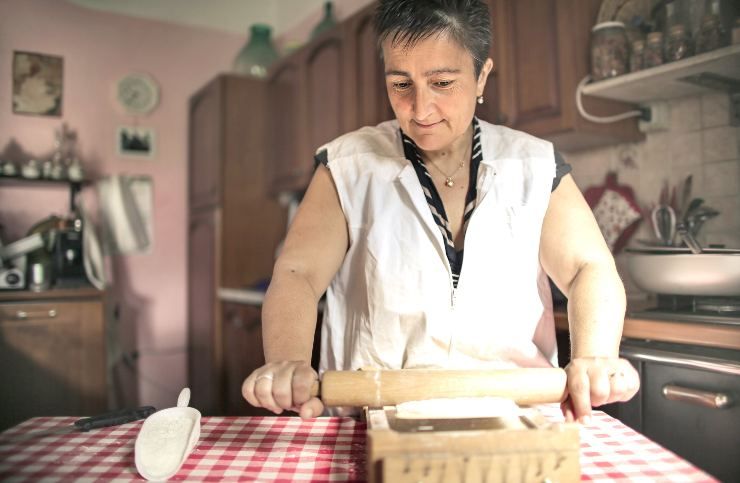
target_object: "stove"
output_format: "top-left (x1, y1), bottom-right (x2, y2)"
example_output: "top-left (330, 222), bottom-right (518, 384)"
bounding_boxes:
top-left (629, 295), bottom-right (740, 326)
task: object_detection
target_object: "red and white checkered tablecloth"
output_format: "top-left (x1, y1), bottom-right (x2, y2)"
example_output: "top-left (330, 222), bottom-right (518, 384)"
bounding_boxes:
top-left (0, 407), bottom-right (717, 482)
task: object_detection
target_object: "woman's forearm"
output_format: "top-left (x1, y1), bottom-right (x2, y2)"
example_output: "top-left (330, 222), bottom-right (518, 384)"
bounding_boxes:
top-left (566, 260), bottom-right (626, 359)
top-left (261, 267), bottom-right (321, 363)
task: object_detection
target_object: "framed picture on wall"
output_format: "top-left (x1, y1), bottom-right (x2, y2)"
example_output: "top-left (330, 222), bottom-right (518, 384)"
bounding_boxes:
top-left (117, 126), bottom-right (156, 159)
top-left (12, 51), bottom-right (63, 117)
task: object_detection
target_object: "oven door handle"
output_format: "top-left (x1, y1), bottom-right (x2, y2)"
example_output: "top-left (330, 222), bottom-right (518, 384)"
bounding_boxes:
top-left (662, 384), bottom-right (733, 409)
top-left (620, 345), bottom-right (740, 376)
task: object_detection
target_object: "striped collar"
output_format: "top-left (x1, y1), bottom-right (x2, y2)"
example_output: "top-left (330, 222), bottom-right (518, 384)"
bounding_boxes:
top-left (400, 118), bottom-right (483, 286)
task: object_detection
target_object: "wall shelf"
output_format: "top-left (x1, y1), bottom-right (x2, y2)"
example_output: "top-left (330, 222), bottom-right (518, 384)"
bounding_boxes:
top-left (582, 44), bottom-right (740, 104)
top-left (0, 175), bottom-right (91, 212)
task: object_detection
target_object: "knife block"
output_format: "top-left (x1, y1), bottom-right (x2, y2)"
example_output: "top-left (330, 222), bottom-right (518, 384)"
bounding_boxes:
top-left (365, 405), bottom-right (580, 483)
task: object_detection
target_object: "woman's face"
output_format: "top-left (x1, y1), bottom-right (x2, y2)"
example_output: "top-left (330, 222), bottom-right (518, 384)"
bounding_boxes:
top-left (382, 34), bottom-right (493, 154)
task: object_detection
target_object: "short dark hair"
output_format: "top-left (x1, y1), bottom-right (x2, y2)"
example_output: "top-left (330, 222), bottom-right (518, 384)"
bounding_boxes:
top-left (374, 0), bottom-right (492, 77)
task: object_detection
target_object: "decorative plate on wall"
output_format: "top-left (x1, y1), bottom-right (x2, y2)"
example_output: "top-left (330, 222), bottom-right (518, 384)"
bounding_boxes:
top-left (116, 73), bottom-right (160, 116)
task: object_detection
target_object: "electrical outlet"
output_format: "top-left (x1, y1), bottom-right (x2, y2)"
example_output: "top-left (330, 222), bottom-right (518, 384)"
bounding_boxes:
top-left (638, 101), bottom-right (670, 133)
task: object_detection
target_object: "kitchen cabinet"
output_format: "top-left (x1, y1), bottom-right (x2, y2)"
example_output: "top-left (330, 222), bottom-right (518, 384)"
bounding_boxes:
top-left (220, 297), bottom-right (324, 416)
top-left (267, 4), bottom-right (393, 194)
top-left (267, 28), bottom-right (347, 193)
top-left (221, 302), bottom-right (272, 416)
top-left (0, 288), bottom-right (106, 430)
top-left (187, 75), bottom-right (287, 415)
top-left (481, 0), bottom-right (643, 151)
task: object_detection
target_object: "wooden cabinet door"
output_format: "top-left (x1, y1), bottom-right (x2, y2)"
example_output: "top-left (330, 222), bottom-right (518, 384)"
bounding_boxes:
top-left (0, 299), bottom-right (106, 430)
top-left (268, 28), bottom-right (354, 194)
top-left (342, 5), bottom-right (394, 130)
top-left (189, 79), bottom-right (223, 210)
top-left (187, 208), bottom-right (222, 415)
top-left (483, 0), bottom-right (642, 151)
top-left (268, 58), bottom-right (305, 193)
top-left (489, 0), bottom-right (562, 130)
top-left (305, 30), bottom-right (346, 156)
top-left (221, 302), bottom-right (273, 416)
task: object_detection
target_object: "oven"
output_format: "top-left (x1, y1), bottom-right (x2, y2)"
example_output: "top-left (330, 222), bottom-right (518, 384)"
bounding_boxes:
top-left (603, 295), bottom-right (740, 482)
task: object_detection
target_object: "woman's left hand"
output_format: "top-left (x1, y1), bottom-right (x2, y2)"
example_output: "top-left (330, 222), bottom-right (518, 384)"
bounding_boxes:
top-left (561, 357), bottom-right (640, 424)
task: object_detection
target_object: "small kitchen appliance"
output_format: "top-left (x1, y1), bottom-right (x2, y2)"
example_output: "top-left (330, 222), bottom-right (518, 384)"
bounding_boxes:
top-left (0, 233), bottom-right (45, 290)
top-left (53, 215), bottom-right (88, 287)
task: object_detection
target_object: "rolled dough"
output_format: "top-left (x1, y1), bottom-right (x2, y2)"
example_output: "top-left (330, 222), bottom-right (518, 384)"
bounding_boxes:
top-left (394, 397), bottom-right (521, 419)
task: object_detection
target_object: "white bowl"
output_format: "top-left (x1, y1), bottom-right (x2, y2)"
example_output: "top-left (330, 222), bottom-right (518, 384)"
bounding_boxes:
top-left (626, 252), bottom-right (740, 296)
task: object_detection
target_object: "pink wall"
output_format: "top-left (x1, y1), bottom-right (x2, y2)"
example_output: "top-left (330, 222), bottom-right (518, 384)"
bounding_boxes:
top-left (0, 0), bottom-right (245, 409)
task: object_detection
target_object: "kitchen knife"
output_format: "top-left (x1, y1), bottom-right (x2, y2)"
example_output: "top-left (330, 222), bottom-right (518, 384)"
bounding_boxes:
top-left (0, 406), bottom-right (156, 445)
top-left (309, 368), bottom-right (567, 407)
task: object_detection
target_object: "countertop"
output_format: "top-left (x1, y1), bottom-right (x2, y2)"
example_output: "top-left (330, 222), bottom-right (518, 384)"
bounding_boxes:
top-left (554, 309), bottom-right (740, 351)
top-left (0, 405), bottom-right (716, 482)
top-left (220, 287), bottom-right (740, 351)
top-left (0, 287), bottom-right (103, 302)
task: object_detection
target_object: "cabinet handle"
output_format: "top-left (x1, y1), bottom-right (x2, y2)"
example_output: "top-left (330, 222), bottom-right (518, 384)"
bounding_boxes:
top-left (16, 309), bottom-right (57, 320)
top-left (662, 384), bottom-right (733, 410)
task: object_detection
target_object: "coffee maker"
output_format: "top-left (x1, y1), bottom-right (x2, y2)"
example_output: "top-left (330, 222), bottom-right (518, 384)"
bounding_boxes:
top-left (53, 215), bottom-right (87, 287)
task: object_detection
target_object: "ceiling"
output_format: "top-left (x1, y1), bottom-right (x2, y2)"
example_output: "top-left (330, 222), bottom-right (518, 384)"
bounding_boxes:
top-left (65, 0), bottom-right (332, 37)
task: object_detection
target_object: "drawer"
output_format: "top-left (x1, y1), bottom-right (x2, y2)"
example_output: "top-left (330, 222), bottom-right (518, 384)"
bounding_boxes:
top-left (0, 299), bottom-right (83, 322)
top-left (0, 298), bottom-right (106, 430)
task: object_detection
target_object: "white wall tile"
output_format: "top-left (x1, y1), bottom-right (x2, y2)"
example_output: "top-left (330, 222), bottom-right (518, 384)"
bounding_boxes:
top-left (702, 126), bottom-right (739, 163)
top-left (670, 96), bottom-right (702, 132)
top-left (704, 159), bottom-right (740, 197)
top-left (570, 92), bottom-right (740, 285)
top-left (701, 92), bottom-right (730, 129)
top-left (670, 130), bottom-right (702, 167)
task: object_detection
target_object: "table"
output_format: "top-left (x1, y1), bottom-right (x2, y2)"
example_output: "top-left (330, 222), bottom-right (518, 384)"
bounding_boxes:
top-left (0, 407), bottom-right (717, 482)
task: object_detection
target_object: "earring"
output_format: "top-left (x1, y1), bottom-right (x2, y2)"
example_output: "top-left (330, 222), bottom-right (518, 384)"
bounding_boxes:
top-left (477, 95), bottom-right (484, 105)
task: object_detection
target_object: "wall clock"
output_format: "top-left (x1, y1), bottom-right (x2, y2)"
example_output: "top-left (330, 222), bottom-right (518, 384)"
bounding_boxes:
top-left (116, 73), bottom-right (160, 115)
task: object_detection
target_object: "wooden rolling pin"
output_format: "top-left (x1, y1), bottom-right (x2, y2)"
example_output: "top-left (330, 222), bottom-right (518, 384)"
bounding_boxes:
top-left (309, 368), bottom-right (567, 407)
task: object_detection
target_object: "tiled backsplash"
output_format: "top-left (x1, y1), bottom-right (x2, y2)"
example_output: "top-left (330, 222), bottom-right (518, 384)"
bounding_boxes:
top-left (563, 92), bottom-right (740, 296)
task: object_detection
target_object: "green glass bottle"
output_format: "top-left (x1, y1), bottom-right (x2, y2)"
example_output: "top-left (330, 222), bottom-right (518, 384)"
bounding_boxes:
top-left (311, 2), bottom-right (337, 39)
top-left (233, 24), bottom-right (280, 78)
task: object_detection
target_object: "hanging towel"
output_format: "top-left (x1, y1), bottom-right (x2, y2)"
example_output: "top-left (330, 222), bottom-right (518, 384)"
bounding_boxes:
top-left (97, 175), bottom-right (151, 255)
top-left (79, 205), bottom-right (106, 290)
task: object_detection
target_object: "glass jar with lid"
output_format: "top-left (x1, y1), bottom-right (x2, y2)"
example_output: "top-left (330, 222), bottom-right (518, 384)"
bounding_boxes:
top-left (644, 31), bottom-right (664, 68)
top-left (696, 3), bottom-right (729, 54)
top-left (590, 21), bottom-right (629, 81)
top-left (664, 24), bottom-right (694, 61)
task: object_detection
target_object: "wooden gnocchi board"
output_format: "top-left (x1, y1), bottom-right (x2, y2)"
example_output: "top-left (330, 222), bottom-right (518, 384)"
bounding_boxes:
top-left (365, 406), bottom-right (580, 483)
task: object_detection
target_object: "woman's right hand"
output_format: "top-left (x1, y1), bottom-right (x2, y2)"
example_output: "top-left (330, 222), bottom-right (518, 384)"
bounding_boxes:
top-left (242, 361), bottom-right (324, 419)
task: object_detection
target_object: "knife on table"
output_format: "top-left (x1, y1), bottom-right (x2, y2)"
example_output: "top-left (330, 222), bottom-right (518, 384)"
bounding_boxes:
top-left (0, 406), bottom-right (156, 445)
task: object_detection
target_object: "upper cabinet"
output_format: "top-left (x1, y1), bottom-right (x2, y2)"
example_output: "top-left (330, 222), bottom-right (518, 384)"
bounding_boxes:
top-left (267, 5), bottom-right (392, 194)
top-left (267, 28), bottom-right (347, 193)
top-left (267, 0), bottom-right (644, 194)
top-left (481, 0), bottom-right (644, 152)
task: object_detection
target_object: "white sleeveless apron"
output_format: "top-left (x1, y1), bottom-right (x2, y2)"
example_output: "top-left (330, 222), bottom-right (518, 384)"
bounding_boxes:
top-left (318, 119), bottom-right (557, 374)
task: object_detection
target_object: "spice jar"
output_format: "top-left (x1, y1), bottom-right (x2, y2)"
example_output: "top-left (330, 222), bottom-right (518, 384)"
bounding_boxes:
top-left (696, 13), bottom-right (728, 53)
top-left (664, 24), bottom-right (693, 61)
top-left (630, 39), bottom-right (645, 72)
top-left (591, 21), bottom-right (629, 81)
top-left (644, 32), bottom-right (664, 68)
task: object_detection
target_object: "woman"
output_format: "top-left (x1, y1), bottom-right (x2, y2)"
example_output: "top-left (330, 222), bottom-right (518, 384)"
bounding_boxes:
top-left (243, 0), bottom-right (639, 423)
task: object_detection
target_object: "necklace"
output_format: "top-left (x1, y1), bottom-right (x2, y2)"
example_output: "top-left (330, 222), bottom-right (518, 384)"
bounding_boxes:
top-left (426, 157), bottom-right (466, 188)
